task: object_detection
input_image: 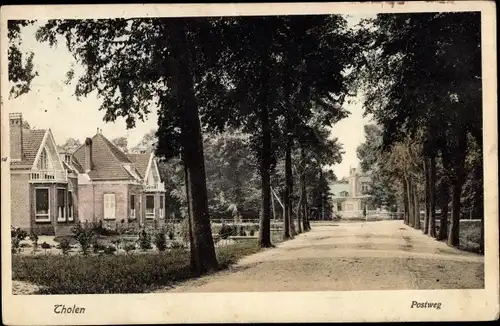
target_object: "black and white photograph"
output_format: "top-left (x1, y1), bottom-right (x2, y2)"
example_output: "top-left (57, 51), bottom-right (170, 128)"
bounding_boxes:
top-left (1, 2), bottom-right (498, 324)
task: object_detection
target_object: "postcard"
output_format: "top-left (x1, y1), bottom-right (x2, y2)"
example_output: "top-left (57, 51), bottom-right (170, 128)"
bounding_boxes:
top-left (1, 1), bottom-right (498, 324)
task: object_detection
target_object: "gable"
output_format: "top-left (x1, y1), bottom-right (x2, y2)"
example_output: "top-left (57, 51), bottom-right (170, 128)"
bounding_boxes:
top-left (145, 155), bottom-right (161, 184)
top-left (329, 182), bottom-right (350, 197)
top-left (33, 129), bottom-right (64, 171)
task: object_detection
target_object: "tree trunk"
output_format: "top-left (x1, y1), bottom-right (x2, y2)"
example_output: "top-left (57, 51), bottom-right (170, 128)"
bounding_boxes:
top-left (283, 135), bottom-right (292, 240)
top-left (479, 211), bottom-right (484, 254)
top-left (301, 175), bottom-right (308, 232)
top-left (171, 24), bottom-right (218, 274)
top-left (437, 181), bottom-right (450, 241)
top-left (428, 155), bottom-right (437, 237)
top-left (300, 150), bottom-right (309, 231)
top-left (296, 186), bottom-right (303, 234)
top-left (423, 158), bottom-right (430, 234)
top-left (474, 163), bottom-right (484, 254)
top-left (406, 173), bottom-right (414, 227)
top-left (258, 96), bottom-right (273, 248)
top-left (447, 132), bottom-right (467, 248)
top-left (402, 176), bottom-right (409, 225)
top-left (437, 153), bottom-right (451, 241)
top-left (413, 180), bottom-right (421, 230)
top-left (448, 175), bottom-right (463, 247)
top-left (183, 161), bottom-right (197, 274)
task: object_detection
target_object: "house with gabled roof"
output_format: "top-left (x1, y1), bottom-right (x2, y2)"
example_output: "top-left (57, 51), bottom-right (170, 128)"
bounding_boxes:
top-left (71, 129), bottom-right (166, 229)
top-left (329, 166), bottom-right (373, 218)
top-left (9, 113), bottom-right (79, 235)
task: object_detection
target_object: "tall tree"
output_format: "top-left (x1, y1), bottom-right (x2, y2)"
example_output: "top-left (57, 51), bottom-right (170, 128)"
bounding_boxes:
top-left (356, 12), bottom-right (482, 246)
top-left (36, 17), bottom-right (230, 274)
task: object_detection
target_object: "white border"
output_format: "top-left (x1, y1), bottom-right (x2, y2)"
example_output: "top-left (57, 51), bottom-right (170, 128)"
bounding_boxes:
top-left (1, 2), bottom-right (498, 324)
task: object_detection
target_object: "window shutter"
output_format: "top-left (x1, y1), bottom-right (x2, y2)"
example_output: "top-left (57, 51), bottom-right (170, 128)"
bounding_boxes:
top-left (104, 194), bottom-right (115, 220)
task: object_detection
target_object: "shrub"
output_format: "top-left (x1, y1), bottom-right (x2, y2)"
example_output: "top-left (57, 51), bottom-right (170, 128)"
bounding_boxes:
top-left (12, 241), bottom-right (259, 294)
top-left (29, 232), bottom-right (39, 252)
top-left (170, 241), bottom-right (185, 249)
top-left (41, 241), bottom-right (51, 254)
top-left (168, 230), bottom-right (174, 240)
top-left (103, 246), bottom-right (117, 255)
top-left (71, 223), bottom-right (95, 255)
top-left (138, 229), bottom-right (152, 250)
top-left (11, 227), bottom-right (28, 253)
top-left (111, 238), bottom-right (121, 250)
top-left (219, 224), bottom-right (236, 239)
top-left (91, 221), bottom-right (120, 236)
top-left (154, 232), bottom-right (167, 252)
top-left (41, 242), bottom-right (51, 249)
top-left (59, 238), bottom-right (71, 255)
top-left (92, 239), bottom-right (106, 253)
top-left (123, 242), bottom-right (136, 254)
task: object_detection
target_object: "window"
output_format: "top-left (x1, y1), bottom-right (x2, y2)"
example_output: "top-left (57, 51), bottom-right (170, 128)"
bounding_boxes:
top-left (35, 188), bottom-right (50, 222)
top-left (337, 203), bottom-right (342, 211)
top-left (64, 154), bottom-right (71, 164)
top-left (361, 183), bottom-right (369, 193)
top-left (39, 148), bottom-right (48, 170)
top-left (159, 195), bottom-right (164, 219)
top-left (68, 191), bottom-right (73, 221)
top-left (340, 191), bottom-right (348, 197)
top-left (57, 188), bottom-right (66, 221)
top-left (130, 194), bottom-right (136, 219)
top-left (145, 195), bottom-right (155, 219)
top-left (103, 194), bottom-right (116, 220)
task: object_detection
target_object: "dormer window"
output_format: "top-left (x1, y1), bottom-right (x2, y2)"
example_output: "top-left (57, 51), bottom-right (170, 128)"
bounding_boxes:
top-left (340, 191), bottom-right (349, 197)
top-left (64, 154), bottom-right (71, 164)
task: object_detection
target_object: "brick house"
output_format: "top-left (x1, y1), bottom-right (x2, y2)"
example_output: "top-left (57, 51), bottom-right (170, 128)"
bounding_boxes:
top-left (71, 129), bottom-right (166, 230)
top-left (9, 113), bottom-right (79, 235)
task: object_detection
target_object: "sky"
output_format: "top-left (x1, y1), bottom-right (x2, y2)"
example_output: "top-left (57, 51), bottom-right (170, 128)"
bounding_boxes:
top-left (7, 14), bottom-right (373, 180)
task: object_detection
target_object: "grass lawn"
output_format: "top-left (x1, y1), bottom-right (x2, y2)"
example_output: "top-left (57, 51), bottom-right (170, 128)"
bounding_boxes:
top-left (12, 241), bottom-right (261, 294)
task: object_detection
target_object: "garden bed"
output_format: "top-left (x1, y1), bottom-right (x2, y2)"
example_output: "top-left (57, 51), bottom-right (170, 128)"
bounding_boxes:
top-left (12, 241), bottom-right (260, 294)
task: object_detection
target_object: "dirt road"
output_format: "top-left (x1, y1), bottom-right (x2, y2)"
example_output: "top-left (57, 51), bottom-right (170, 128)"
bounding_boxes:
top-left (159, 220), bottom-right (484, 292)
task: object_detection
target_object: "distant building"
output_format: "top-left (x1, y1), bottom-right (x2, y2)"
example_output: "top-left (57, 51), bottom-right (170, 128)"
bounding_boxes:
top-left (329, 167), bottom-right (373, 218)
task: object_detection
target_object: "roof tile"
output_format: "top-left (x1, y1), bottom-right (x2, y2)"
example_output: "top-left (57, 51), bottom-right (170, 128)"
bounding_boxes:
top-left (72, 133), bottom-right (151, 181)
top-left (126, 152), bottom-right (151, 179)
top-left (10, 129), bottom-right (46, 167)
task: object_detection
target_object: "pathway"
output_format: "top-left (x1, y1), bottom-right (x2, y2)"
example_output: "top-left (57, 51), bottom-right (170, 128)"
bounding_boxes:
top-left (157, 220), bottom-right (484, 292)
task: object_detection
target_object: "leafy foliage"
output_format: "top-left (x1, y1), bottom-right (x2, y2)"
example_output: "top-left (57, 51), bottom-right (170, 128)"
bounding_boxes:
top-left (58, 238), bottom-right (71, 255)
top-left (111, 136), bottom-right (129, 153)
top-left (12, 242), bottom-right (259, 294)
top-left (8, 20), bottom-right (38, 98)
top-left (138, 229), bottom-right (152, 250)
top-left (154, 232), bottom-right (167, 252)
top-left (57, 138), bottom-right (82, 153)
top-left (11, 227), bottom-right (28, 253)
top-left (71, 222), bottom-right (95, 255)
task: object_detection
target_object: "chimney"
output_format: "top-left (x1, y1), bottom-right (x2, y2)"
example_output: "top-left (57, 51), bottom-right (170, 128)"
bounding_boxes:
top-left (9, 113), bottom-right (23, 161)
top-left (84, 137), bottom-right (93, 173)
